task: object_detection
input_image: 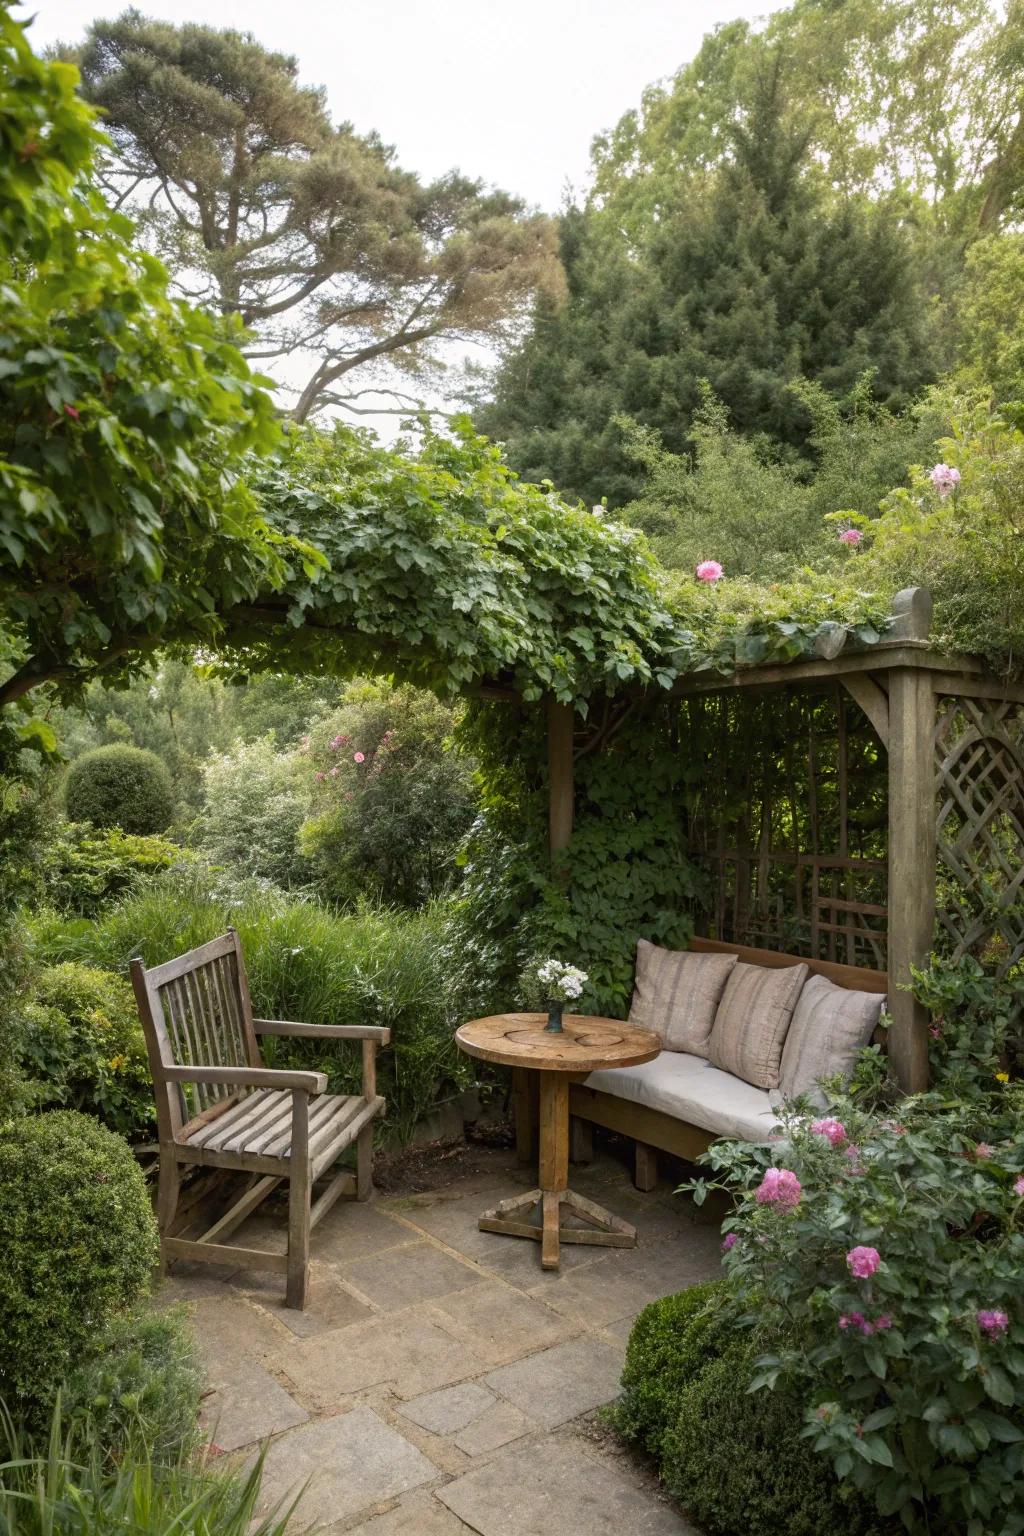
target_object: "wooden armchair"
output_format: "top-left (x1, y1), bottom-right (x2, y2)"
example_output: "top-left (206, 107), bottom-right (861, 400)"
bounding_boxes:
top-left (130, 928), bottom-right (389, 1308)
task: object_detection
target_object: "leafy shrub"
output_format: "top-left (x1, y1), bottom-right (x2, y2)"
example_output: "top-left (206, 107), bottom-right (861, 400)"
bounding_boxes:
top-left (19, 963), bottom-right (152, 1137)
top-left (914, 953), bottom-right (1024, 1093)
top-left (64, 1306), bottom-right (202, 1465)
top-left (692, 1084), bottom-right (1024, 1536)
top-left (197, 735), bottom-right (311, 888)
top-left (30, 871), bottom-right (488, 1137)
top-left (0, 1407), bottom-right (296, 1536)
top-left (0, 1110), bottom-right (157, 1430)
top-left (39, 821), bottom-right (190, 917)
top-left (64, 745), bottom-right (175, 836)
top-left (618, 1280), bottom-right (883, 1536)
top-left (617, 1280), bottom-right (726, 1455)
top-left (662, 1339), bottom-right (887, 1536)
top-left (301, 680), bottom-right (475, 908)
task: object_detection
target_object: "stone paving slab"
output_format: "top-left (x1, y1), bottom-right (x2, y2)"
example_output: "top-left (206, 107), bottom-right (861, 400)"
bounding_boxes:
top-left (437, 1434), bottom-right (698, 1536)
top-left (427, 1280), bottom-right (575, 1365)
top-left (533, 1231), bottom-right (721, 1327)
top-left (200, 1354), bottom-right (308, 1452)
top-left (452, 1397), bottom-right (533, 1457)
top-left (399, 1382), bottom-right (498, 1436)
top-left (483, 1335), bottom-right (625, 1429)
top-left (339, 1240), bottom-right (484, 1311)
top-left (276, 1307), bottom-right (490, 1406)
top-left (257, 1405), bottom-right (440, 1532)
top-left (340, 1487), bottom-right (474, 1535)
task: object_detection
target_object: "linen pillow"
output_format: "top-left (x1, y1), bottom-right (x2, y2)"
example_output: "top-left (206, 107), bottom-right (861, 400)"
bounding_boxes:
top-left (628, 940), bottom-right (738, 1056)
top-left (779, 974), bottom-right (886, 1101)
top-left (707, 961), bottom-right (808, 1090)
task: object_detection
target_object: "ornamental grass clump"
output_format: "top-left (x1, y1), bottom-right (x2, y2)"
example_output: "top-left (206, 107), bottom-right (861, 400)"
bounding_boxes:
top-left (689, 1082), bottom-right (1024, 1536)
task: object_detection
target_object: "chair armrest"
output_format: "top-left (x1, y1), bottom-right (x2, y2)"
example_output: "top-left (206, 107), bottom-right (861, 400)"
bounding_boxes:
top-left (163, 1064), bottom-right (328, 1094)
top-left (253, 1020), bottom-right (391, 1046)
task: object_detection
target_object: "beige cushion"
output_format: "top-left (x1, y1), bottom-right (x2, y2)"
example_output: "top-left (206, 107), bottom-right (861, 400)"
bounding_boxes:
top-left (585, 1053), bottom-right (783, 1143)
top-left (779, 974), bottom-right (886, 1100)
top-left (628, 940), bottom-right (738, 1056)
top-left (707, 961), bottom-right (808, 1089)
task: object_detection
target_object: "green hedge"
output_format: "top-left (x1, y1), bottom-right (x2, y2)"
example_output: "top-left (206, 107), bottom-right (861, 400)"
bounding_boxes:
top-left (64, 745), bottom-right (175, 836)
top-left (0, 1111), bottom-right (158, 1431)
top-left (29, 871), bottom-right (497, 1137)
top-left (618, 1282), bottom-right (889, 1536)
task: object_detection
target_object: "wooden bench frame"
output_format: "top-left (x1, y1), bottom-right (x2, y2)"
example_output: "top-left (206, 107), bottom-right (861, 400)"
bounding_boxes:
top-left (131, 928), bottom-right (389, 1307)
top-left (560, 937), bottom-right (888, 1191)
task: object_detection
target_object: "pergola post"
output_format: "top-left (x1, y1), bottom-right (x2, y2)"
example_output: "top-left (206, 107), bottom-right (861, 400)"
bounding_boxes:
top-left (886, 665), bottom-right (935, 1092)
top-left (547, 696), bottom-right (574, 857)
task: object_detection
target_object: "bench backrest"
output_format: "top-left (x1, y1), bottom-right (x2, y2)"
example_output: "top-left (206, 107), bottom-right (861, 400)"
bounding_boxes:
top-left (689, 936), bottom-right (888, 994)
top-left (130, 928), bottom-right (262, 1141)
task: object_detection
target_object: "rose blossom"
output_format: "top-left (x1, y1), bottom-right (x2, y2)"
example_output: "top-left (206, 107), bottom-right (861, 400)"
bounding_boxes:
top-left (975, 1142), bottom-right (994, 1161)
top-left (977, 1308), bottom-right (1010, 1337)
top-left (353, 751), bottom-right (365, 763)
top-left (755, 1167), bottom-right (802, 1209)
top-left (929, 463), bottom-right (961, 497)
top-left (1014, 1176), bottom-right (1024, 1197)
top-left (847, 1245), bottom-right (881, 1279)
top-left (811, 1117), bottom-right (847, 1147)
top-left (721, 1232), bottom-right (737, 1252)
top-left (838, 527), bottom-right (863, 547)
top-left (696, 559), bottom-right (724, 584)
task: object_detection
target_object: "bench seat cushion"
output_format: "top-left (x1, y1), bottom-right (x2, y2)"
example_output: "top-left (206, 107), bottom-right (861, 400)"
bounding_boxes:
top-left (584, 1051), bottom-right (783, 1143)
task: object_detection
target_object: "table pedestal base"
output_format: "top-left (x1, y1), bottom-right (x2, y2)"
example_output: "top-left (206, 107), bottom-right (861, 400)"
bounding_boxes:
top-left (479, 1187), bottom-right (636, 1270)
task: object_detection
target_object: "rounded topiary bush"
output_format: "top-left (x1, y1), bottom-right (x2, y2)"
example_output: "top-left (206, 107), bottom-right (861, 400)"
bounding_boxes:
top-left (0, 1110), bottom-right (158, 1430)
top-left (617, 1279), bottom-right (727, 1455)
top-left (619, 1283), bottom-right (888, 1536)
top-left (64, 745), bottom-right (175, 835)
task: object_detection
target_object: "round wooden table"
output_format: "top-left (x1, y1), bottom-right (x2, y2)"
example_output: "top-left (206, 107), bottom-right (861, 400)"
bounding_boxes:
top-left (456, 1013), bottom-right (660, 1270)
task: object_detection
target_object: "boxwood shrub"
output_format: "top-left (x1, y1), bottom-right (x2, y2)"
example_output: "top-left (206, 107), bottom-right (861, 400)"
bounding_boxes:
top-left (64, 745), bottom-right (175, 836)
top-left (0, 1110), bottom-right (158, 1430)
top-left (618, 1281), bottom-right (888, 1536)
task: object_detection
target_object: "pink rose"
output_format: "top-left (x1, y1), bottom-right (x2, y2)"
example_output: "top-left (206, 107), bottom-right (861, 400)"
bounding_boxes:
top-left (721, 1232), bottom-right (737, 1252)
top-left (874, 1314), bottom-right (893, 1331)
top-left (847, 1245), bottom-right (880, 1279)
top-left (755, 1167), bottom-right (802, 1209)
top-left (314, 771), bottom-right (325, 782)
top-left (353, 751), bottom-right (365, 763)
top-left (811, 1117), bottom-right (847, 1147)
top-left (695, 559), bottom-right (724, 584)
top-left (1014, 1176), bottom-right (1024, 1197)
top-left (975, 1142), bottom-right (994, 1161)
top-left (838, 527), bottom-right (863, 547)
top-left (929, 463), bottom-right (961, 498)
top-left (977, 1308), bottom-right (1009, 1337)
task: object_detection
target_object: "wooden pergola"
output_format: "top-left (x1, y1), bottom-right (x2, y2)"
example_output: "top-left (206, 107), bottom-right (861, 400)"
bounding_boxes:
top-left (543, 589), bottom-right (1024, 1092)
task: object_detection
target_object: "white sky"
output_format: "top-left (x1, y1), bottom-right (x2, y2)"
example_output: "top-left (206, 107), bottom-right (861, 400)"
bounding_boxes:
top-left (24, 0), bottom-right (790, 428)
top-left (26, 0), bottom-right (789, 212)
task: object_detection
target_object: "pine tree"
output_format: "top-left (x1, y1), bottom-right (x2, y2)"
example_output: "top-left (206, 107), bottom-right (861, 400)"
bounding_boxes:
top-left (480, 51), bottom-right (936, 507)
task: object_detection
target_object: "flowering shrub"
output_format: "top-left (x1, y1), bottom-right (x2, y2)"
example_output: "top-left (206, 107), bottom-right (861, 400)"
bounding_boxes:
top-left (690, 1086), bottom-right (1024, 1535)
top-left (300, 681), bottom-right (475, 908)
top-left (912, 953), bottom-right (1024, 1092)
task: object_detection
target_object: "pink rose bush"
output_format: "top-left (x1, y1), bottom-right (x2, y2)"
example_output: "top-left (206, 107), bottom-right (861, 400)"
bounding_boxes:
top-left (685, 1084), bottom-right (1024, 1535)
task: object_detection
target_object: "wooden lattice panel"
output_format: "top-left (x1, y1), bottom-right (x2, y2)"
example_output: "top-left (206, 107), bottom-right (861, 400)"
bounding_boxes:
top-left (934, 694), bottom-right (1024, 969)
top-left (683, 687), bottom-right (889, 968)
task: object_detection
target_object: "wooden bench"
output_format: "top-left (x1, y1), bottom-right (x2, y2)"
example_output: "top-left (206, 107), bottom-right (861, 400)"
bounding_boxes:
top-left (566, 937), bottom-right (888, 1191)
top-left (131, 928), bottom-right (389, 1308)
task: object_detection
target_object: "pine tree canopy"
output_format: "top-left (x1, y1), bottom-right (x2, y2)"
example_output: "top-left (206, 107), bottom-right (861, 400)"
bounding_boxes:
top-left (68, 10), bottom-right (564, 422)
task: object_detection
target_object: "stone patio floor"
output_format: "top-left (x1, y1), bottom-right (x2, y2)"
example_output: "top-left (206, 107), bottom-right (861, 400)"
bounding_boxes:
top-left (158, 1146), bottom-right (722, 1535)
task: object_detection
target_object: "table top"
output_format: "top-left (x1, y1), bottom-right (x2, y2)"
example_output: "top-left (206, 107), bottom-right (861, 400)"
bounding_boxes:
top-left (455, 1013), bottom-right (661, 1073)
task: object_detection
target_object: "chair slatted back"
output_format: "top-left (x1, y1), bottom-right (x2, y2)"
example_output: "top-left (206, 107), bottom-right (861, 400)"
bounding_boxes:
top-left (131, 929), bottom-right (262, 1141)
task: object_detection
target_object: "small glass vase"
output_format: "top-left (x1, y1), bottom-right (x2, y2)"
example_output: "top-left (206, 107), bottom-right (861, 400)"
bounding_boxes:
top-left (544, 999), bottom-right (564, 1033)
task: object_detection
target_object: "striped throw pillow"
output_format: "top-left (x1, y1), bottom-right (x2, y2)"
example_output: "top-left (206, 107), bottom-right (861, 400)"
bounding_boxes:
top-left (628, 940), bottom-right (738, 1056)
top-left (707, 961), bottom-right (809, 1089)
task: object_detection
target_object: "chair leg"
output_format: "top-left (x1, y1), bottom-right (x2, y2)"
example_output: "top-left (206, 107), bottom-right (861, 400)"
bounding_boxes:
top-left (286, 1166), bottom-right (311, 1309)
top-left (356, 1122), bottom-right (374, 1202)
top-left (156, 1154), bottom-right (181, 1272)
